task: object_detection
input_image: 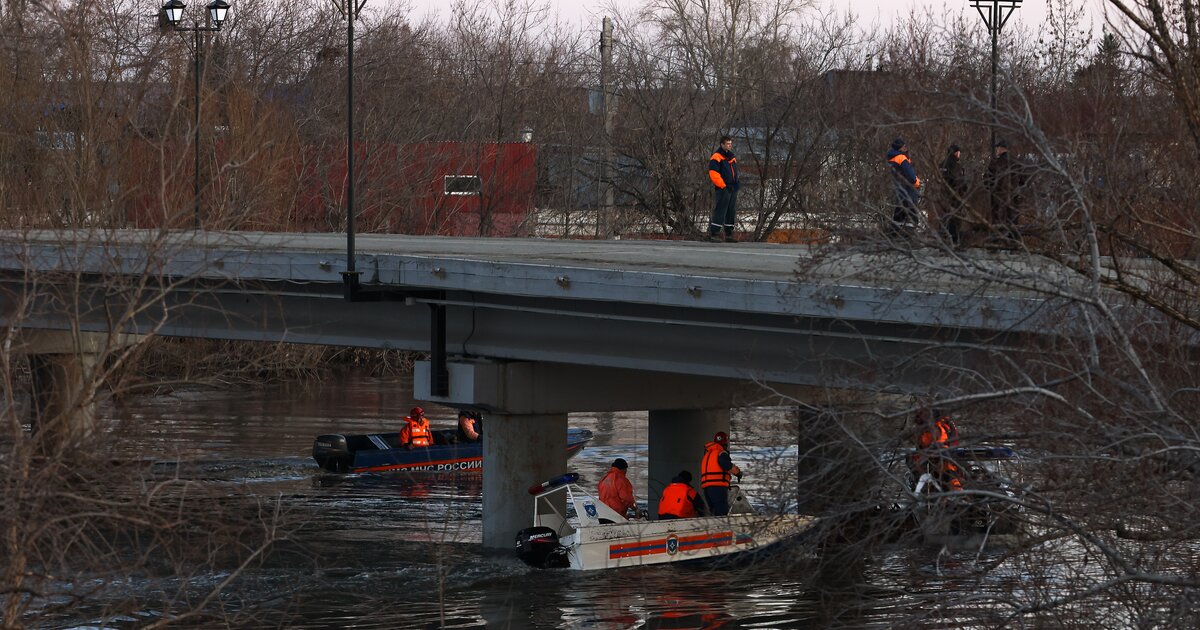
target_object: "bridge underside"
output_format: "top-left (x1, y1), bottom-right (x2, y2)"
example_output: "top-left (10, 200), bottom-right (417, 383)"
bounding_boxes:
top-left (2, 276), bottom-right (1026, 396)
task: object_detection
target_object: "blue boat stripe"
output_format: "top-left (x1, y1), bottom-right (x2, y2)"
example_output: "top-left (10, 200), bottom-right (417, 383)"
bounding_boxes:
top-left (609, 543), bottom-right (667, 557)
top-left (679, 535), bottom-right (733, 547)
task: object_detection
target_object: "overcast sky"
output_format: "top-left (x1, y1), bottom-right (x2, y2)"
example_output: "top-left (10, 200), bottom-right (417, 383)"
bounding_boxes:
top-left (402, 0), bottom-right (1106, 34)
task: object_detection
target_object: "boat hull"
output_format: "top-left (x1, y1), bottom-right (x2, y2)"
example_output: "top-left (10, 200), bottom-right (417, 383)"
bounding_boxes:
top-left (561, 514), bottom-right (813, 570)
top-left (313, 428), bottom-right (592, 473)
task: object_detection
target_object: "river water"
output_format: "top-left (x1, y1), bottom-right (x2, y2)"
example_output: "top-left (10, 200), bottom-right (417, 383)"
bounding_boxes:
top-left (53, 373), bottom-right (1027, 629)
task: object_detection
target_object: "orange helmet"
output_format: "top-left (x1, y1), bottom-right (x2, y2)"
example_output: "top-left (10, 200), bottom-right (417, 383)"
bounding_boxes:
top-left (713, 431), bottom-right (728, 445)
top-left (410, 406), bottom-right (424, 417)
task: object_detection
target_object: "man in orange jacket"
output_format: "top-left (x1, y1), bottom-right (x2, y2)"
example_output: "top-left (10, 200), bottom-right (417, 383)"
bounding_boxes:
top-left (457, 409), bottom-right (481, 442)
top-left (910, 408), bottom-right (963, 491)
top-left (917, 409), bottom-right (960, 450)
top-left (399, 406), bottom-right (434, 449)
top-left (598, 458), bottom-right (638, 518)
top-left (700, 432), bottom-right (743, 516)
top-left (657, 470), bottom-right (706, 520)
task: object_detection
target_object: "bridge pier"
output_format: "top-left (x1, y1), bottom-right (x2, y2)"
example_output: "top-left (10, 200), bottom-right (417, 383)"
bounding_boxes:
top-left (647, 409), bottom-right (728, 518)
top-left (29, 353), bottom-right (99, 440)
top-left (482, 413), bottom-right (567, 550)
top-left (416, 359), bottom-right (790, 549)
top-left (21, 331), bottom-right (107, 445)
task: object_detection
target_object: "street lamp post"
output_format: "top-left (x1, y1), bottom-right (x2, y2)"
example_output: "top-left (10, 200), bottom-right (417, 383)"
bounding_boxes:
top-left (160, 0), bottom-right (230, 229)
top-left (971, 0), bottom-right (1022, 150)
top-left (339, 0), bottom-right (367, 298)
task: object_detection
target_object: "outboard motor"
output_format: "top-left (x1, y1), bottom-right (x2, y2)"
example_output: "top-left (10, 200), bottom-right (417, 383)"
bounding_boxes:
top-left (312, 434), bottom-right (352, 473)
top-left (515, 526), bottom-right (569, 569)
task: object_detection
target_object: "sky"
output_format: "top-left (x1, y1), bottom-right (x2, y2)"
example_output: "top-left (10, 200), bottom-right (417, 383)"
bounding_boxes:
top-left (403, 0), bottom-right (1107, 34)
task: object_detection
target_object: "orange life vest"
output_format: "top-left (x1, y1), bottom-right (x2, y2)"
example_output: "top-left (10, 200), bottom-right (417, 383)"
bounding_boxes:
top-left (400, 415), bottom-right (433, 447)
top-left (700, 441), bottom-right (730, 488)
top-left (938, 458), bottom-right (964, 491)
top-left (888, 153), bottom-right (922, 189)
top-left (918, 417), bottom-right (959, 449)
top-left (658, 482), bottom-right (700, 519)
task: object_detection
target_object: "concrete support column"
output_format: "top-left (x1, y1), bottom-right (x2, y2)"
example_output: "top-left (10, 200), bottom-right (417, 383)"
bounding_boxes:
top-left (24, 333), bottom-right (105, 444)
top-left (647, 409), bottom-right (729, 519)
top-left (482, 413), bottom-right (567, 549)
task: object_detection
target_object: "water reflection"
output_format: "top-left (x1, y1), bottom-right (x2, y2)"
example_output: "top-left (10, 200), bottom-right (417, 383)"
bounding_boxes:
top-left (90, 372), bottom-right (1005, 628)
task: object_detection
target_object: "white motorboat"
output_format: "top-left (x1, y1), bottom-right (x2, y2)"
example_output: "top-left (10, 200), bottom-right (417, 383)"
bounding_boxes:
top-left (515, 473), bottom-right (815, 571)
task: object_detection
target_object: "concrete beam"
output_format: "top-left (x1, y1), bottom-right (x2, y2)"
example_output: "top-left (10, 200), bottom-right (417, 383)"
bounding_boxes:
top-left (482, 413), bottom-right (567, 549)
top-left (3, 278), bottom-right (1013, 395)
top-left (647, 409), bottom-right (728, 518)
top-left (413, 359), bottom-right (824, 414)
top-left (18, 330), bottom-right (141, 355)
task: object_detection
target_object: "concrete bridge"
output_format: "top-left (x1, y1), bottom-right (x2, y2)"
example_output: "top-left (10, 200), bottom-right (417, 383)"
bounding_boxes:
top-left (0, 230), bottom-right (1079, 547)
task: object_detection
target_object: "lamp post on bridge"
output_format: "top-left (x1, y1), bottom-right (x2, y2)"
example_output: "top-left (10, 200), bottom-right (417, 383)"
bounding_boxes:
top-left (159, 0), bottom-right (231, 230)
top-left (339, 0), bottom-right (367, 298)
top-left (971, 0), bottom-right (1022, 150)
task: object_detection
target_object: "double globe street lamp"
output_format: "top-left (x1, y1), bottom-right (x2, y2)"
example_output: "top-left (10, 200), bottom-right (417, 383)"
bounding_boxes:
top-left (970, 0), bottom-right (1022, 150)
top-left (159, 0), bottom-right (231, 229)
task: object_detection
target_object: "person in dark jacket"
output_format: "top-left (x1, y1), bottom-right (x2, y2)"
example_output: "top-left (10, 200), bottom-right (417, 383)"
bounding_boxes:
top-left (939, 144), bottom-right (966, 246)
top-left (986, 140), bottom-right (1022, 241)
top-left (457, 410), bottom-right (481, 441)
top-left (707, 135), bottom-right (740, 242)
top-left (886, 138), bottom-right (922, 235)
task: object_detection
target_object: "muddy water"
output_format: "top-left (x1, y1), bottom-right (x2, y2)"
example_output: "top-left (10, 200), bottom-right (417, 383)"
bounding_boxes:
top-left (75, 373), bottom-right (1019, 628)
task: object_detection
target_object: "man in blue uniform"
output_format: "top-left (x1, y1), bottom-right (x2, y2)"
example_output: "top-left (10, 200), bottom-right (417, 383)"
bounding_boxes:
top-left (707, 136), bottom-right (740, 242)
top-left (887, 137), bottom-right (922, 235)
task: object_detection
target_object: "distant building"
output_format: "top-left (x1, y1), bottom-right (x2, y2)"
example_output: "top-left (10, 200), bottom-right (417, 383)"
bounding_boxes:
top-left (292, 141), bottom-right (538, 237)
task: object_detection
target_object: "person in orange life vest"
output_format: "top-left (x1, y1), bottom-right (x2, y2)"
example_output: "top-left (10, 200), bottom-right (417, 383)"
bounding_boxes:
top-left (910, 408), bottom-right (961, 483)
top-left (598, 458), bottom-right (638, 518)
top-left (399, 406), bottom-right (434, 449)
top-left (700, 431), bottom-right (742, 517)
top-left (706, 135), bottom-right (740, 242)
top-left (457, 410), bottom-right (481, 442)
top-left (887, 137), bottom-right (922, 234)
top-left (916, 409), bottom-right (959, 450)
top-left (658, 470), bottom-right (706, 520)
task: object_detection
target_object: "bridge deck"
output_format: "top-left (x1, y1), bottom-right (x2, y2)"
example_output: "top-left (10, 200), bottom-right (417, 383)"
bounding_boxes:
top-left (3, 230), bottom-right (1066, 332)
top-left (0, 230), bottom-right (1170, 391)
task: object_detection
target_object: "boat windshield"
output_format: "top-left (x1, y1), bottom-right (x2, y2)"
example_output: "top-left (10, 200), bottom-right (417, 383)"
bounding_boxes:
top-left (533, 483), bottom-right (628, 535)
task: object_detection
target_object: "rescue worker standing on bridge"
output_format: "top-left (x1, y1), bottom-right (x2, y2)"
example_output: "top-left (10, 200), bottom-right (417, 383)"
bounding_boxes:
top-left (658, 470), bottom-right (706, 520)
top-left (707, 135), bottom-right (740, 242)
top-left (399, 406), bottom-right (434, 450)
top-left (598, 458), bottom-right (638, 518)
top-left (700, 431), bottom-right (742, 516)
top-left (986, 139), bottom-right (1023, 242)
top-left (939, 143), bottom-right (966, 246)
top-left (887, 138), bottom-right (922, 235)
